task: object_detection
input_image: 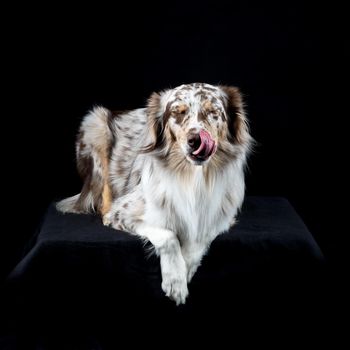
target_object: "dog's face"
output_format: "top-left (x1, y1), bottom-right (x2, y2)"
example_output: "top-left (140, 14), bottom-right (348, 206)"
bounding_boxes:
top-left (146, 83), bottom-right (251, 167)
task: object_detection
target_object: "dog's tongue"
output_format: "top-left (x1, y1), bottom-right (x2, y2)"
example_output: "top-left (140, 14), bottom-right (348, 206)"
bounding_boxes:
top-left (192, 130), bottom-right (216, 158)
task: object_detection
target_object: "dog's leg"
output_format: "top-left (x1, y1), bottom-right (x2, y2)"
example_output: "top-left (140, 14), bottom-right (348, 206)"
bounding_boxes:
top-left (105, 189), bottom-right (188, 305)
top-left (181, 240), bottom-right (211, 283)
top-left (135, 225), bottom-right (188, 305)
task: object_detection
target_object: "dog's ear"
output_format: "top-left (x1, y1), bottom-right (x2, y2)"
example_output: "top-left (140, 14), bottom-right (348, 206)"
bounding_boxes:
top-left (142, 92), bottom-right (165, 153)
top-left (220, 86), bottom-right (251, 146)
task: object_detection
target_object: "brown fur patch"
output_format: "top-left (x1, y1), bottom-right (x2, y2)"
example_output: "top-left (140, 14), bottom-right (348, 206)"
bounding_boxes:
top-left (101, 182), bottom-right (112, 215)
top-left (142, 92), bottom-right (165, 153)
top-left (100, 147), bottom-right (112, 215)
top-left (177, 104), bottom-right (188, 114)
top-left (203, 100), bottom-right (213, 111)
top-left (220, 86), bottom-right (250, 146)
top-left (75, 156), bottom-right (96, 211)
top-left (112, 110), bottom-right (129, 117)
top-left (168, 103), bottom-right (189, 124)
top-left (79, 142), bottom-right (86, 151)
top-left (197, 110), bottom-right (207, 122)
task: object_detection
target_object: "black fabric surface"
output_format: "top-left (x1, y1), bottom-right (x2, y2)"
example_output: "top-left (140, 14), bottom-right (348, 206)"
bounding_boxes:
top-left (1, 197), bottom-right (325, 347)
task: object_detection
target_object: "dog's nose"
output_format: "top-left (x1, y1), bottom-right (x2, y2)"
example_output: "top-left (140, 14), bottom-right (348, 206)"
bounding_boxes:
top-left (187, 133), bottom-right (201, 150)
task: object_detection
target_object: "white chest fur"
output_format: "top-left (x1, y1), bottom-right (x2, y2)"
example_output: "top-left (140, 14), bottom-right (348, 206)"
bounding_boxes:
top-left (141, 160), bottom-right (245, 242)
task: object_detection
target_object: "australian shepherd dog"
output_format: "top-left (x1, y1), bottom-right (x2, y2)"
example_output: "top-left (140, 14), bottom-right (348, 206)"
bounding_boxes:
top-left (57, 83), bottom-right (252, 305)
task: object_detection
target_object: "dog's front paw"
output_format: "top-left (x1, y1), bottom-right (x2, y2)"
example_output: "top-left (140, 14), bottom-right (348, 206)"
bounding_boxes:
top-left (162, 272), bottom-right (188, 305)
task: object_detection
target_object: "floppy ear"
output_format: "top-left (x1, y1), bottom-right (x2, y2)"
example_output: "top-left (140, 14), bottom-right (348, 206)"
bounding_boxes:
top-left (142, 92), bottom-right (165, 153)
top-left (220, 86), bottom-right (251, 146)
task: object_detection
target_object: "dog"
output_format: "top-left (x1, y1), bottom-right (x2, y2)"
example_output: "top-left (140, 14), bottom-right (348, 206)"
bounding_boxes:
top-left (57, 83), bottom-right (252, 305)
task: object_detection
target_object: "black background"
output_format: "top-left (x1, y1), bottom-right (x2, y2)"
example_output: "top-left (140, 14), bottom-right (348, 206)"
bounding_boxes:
top-left (2, 1), bottom-right (347, 284)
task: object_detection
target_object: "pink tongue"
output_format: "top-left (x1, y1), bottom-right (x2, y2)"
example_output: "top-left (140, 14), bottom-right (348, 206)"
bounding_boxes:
top-left (192, 130), bottom-right (216, 157)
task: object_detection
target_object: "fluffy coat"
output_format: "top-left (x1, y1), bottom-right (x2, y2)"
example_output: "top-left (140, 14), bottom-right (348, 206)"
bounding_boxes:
top-left (57, 83), bottom-right (252, 305)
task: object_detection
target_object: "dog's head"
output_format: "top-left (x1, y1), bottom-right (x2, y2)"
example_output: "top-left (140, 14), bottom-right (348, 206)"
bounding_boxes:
top-left (144, 83), bottom-right (251, 167)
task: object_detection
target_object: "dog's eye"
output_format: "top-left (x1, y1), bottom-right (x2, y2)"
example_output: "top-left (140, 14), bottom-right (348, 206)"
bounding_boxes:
top-left (172, 109), bottom-right (187, 116)
top-left (210, 110), bottom-right (220, 119)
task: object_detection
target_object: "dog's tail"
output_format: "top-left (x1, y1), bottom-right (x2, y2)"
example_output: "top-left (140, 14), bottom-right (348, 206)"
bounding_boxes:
top-left (56, 106), bottom-right (114, 215)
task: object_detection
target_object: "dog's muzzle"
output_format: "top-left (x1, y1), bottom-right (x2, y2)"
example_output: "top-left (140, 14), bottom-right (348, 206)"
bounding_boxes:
top-left (188, 130), bottom-right (216, 161)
